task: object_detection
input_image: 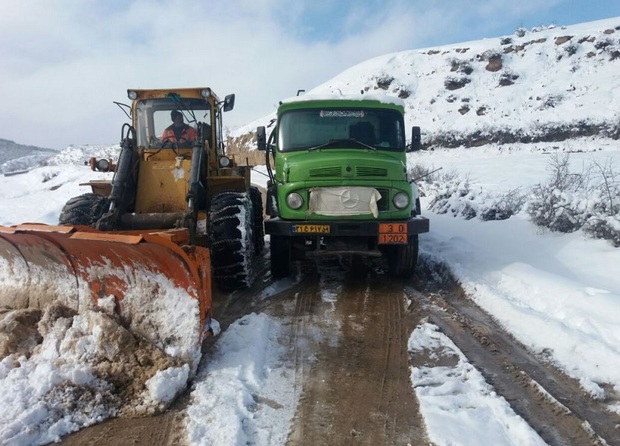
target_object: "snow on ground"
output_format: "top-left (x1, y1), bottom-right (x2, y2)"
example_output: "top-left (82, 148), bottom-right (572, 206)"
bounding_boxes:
top-left (186, 313), bottom-right (297, 446)
top-left (408, 323), bottom-right (547, 446)
top-left (1, 139), bottom-right (618, 444)
top-left (407, 139), bottom-right (620, 445)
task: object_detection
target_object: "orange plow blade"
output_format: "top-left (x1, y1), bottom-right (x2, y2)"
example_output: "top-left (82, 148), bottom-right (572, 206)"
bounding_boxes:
top-left (0, 224), bottom-right (211, 365)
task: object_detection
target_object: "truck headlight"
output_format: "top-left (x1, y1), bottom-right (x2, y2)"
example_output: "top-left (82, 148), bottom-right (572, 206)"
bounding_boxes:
top-left (393, 192), bottom-right (409, 209)
top-left (286, 192), bottom-right (304, 209)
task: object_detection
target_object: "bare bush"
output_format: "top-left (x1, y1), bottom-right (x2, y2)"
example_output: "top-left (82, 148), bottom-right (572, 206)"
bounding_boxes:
top-left (582, 159), bottom-right (620, 245)
top-left (479, 188), bottom-right (526, 221)
top-left (425, 173), bottom-right (525, 221)
top-left (565, 43), bottom-right (578, 56)
top-left (409, 163), bottom-right (459, 184)
top-left (583, 216), bottom-right (620, 247)
top-left (515, 27), bottom-right (527, 38)
top-left (527, 154), bottom-right (620, 246)
top-left (527, 154), bottom-right (590, 232)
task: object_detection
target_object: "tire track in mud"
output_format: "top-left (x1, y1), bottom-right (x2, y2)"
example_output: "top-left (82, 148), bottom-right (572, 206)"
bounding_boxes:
top-left (413, 258), bottom-right (620, 446)
top-left (280, 259), bottom-right (428, 445)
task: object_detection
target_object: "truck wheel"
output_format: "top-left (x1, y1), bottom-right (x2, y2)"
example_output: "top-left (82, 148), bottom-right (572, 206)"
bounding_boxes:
top-left (58, 193), bottom-right (110, 227)
top-left (208, 191), bottom-right (255, 290)
top-left (385, 235), bottom-right (419, 278)
top-left (250, 186), bottom-right (265, 255)
top-left (270, 235), bottom-right (291, 278)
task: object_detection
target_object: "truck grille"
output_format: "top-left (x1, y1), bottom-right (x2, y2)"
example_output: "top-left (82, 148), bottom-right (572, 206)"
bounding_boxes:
top-left (309, 167), bottom-right (341, 177)
top-left (356, 166), bottom-right (388, 177)
top-left (308, 166), bottom-right (388, 178)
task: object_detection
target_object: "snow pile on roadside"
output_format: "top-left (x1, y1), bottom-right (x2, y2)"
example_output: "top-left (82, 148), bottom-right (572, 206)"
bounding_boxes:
top-left (408, 322), bottom-right (546, 446)
top-left (412, 141), bottom-right (620, 425)
top-left (186, 313), bottom-right (297, 446)
top-left (0, 296), bottom-right (197, 445)
top-left (421, 200), bottom-right (620, 407)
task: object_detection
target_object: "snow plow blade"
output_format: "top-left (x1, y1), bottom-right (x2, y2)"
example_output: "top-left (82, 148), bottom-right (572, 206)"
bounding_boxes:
top-left (0, 224), bottom-right (211, 360)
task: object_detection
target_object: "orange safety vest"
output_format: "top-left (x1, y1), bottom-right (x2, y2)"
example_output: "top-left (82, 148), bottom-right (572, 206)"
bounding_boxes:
top-left (161, 124), bottom-right (197, 142)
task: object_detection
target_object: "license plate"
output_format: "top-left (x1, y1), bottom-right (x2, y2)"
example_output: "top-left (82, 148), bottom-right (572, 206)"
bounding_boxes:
top-left (378, 222), bottom-right (407, 244)
top-left (292, 224), bottom-right (331, 234)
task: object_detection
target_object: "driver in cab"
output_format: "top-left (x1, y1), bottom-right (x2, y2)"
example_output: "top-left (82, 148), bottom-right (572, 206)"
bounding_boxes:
top-left (161, 110), bottom-right (196, 146)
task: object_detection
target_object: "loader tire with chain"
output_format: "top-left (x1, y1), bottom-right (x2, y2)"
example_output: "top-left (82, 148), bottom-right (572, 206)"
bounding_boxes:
top-left (58, 193), bottom-right (110, 227)
top-left (250, 186), bottom-right (265, 255)
top-left (208, 191), bottom-right (255, 290)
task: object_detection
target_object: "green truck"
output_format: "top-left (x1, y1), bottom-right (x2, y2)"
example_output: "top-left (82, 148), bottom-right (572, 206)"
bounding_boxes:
top-left (257, 94), bottom-right (429, 278)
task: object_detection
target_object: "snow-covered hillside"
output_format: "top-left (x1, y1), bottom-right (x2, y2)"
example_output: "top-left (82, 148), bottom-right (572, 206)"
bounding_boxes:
top-left (0, 139), bottom-right (56, 174)
top-left (233, 18), bottom-right (620, 149)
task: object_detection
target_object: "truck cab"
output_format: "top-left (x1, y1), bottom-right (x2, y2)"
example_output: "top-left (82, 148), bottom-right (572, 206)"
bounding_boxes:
top-left (257, 94), bottom-right (429, 278)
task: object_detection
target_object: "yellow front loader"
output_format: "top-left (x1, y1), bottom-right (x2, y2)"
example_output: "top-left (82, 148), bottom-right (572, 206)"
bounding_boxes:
top-left (0, 87), bottom-right (264, 360)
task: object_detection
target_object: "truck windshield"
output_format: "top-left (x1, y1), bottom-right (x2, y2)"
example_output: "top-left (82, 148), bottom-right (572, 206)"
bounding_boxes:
top-left (278, 108), bottom-right (405, 152)
top-left (135, 98), bottom-right (210, 147)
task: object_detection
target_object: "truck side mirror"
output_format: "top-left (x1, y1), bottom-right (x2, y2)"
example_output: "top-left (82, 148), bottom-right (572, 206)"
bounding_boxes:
top-left (257, 126), bottom-right (267, 151)
top-left (223, 94), bottom-right (235, 112)
top-left (409, 126), bottom-right (421, 152)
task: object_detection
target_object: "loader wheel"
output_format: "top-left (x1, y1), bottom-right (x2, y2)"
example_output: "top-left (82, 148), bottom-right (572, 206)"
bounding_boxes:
top-left (58, 193), bottom-right (110, 227)
top-left (384, 235), bottom-right (419, 279)
top-left (208, 191), bottom-right (255, 290)
top-left (270, 235), bottom-right (291, 279)
top-left (250, 186), bottom-right (265, 255)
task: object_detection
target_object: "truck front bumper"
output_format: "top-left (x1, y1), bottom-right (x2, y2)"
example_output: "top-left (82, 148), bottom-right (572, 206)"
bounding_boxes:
top-left (265, 216), bottom-right (430, 237)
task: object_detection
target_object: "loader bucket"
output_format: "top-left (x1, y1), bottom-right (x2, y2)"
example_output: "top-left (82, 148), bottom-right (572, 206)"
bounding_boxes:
top-left (0, 224), bottom-right (211, 366)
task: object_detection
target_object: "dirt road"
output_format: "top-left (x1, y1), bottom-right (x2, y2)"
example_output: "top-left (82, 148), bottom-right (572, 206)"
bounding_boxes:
top-left (60, 256), bottom-right (620, 446)
top-left (274, 259), bottom-right (428, 445)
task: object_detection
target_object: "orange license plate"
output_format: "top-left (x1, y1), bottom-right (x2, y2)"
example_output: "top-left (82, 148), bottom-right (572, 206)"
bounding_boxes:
top-left (378, 223), bottom-right (407, 244)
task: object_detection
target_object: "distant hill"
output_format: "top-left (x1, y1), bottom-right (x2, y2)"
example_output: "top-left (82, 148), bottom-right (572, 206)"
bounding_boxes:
top-left (230, 17), bottom-right (620, 151)
top-left (0, 138), bottom-right (57, 174)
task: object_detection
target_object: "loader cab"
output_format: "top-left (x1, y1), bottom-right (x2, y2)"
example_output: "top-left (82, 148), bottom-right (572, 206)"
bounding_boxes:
top-left (134, 97), bottom-right (213, 149)
top-left (127, 88), bottom-right (235, 158)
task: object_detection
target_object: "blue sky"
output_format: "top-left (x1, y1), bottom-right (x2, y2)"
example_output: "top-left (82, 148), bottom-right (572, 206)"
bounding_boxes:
top-left (1, 0), bottom-right (619, 149)
top-left (290, 0), bottom-right (620, 47)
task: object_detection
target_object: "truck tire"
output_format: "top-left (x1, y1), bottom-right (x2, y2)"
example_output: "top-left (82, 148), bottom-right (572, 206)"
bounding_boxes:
top-left (208, 191), bottom-right (255, 290)
top-left (250, 186), bottom-right (265, 255)
top-left (385, 235), bottom-right (419, 278)
top-left (58, 193), bottom-right (110, 227)
top-left (270, 235), bottom-right (291, 278)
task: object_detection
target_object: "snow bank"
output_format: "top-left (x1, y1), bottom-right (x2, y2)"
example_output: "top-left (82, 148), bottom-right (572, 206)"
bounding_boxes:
top-left (409, 322), bottom-right (546, 446)
top-left (186, 313), bottom-right (297, 446)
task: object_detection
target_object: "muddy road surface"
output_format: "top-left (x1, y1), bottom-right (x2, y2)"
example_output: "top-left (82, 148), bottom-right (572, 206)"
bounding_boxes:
top-left (60, 256), bottom-right (620, 446)
top-left (276, 259), bottom-right (428, 445)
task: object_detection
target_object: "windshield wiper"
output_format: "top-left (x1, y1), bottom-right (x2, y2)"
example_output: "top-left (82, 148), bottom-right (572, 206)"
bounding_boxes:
top-left (307, 138), bottom-right (376, 151)
top-left (167, 93), bottom-right (198, 124)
